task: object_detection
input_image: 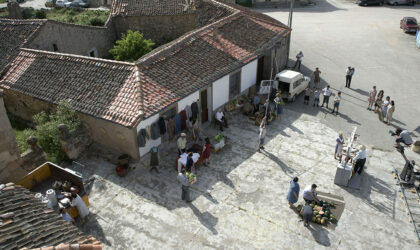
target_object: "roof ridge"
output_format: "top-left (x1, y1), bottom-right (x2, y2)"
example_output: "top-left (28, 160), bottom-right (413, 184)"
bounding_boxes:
top-left (19, 48), bottom-right (136, 66)
top-left (0, 18), bottom-right (47, 23)
top-left (135, 0), bottom-right (240, 64)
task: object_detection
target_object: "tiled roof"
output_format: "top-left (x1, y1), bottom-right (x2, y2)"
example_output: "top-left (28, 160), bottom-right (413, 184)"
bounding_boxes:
top-left (0, 183), bottom-right (101, 250)
top-left (111, 0), bottom-right (196, 17)
top-left (0, 49), bottom-right (142, 127)
top-left (0, 19), bottom-right (45, 72)
top-left (135, 1), bottom-right (290, 118)
top-left (0, 1), bottom-right (289, 126)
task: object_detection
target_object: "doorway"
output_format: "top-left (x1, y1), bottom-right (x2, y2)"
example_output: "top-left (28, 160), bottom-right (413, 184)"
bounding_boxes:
top-left (256, 56), bottom-right (264, 92)
top-left (200, 89), bottom-right (208, 123)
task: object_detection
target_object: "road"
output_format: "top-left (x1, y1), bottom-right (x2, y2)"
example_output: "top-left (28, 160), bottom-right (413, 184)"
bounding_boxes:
top-left (259, 0), bottom-right (420, 150)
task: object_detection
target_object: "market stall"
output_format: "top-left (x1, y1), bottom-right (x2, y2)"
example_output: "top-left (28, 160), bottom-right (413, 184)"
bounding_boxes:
top-left (210, 133), bottom-right (229, 154)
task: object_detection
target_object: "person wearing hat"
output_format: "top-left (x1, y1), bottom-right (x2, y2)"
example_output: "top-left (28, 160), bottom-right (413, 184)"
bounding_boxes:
top-left (351, 145), bottom-right (367, 175)
top-left (177, 133), bottom-right (187, 155)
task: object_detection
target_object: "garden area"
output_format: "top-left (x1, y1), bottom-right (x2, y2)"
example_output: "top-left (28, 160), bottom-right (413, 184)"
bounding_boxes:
top-left (9, 101), bottom-right (81, 163)
top-left (0, 7), bottom-right (109, 26)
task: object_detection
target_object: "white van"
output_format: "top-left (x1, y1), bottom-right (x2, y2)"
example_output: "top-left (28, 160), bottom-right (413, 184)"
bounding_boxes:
top-left (275, 70), bottom-right (310, 102)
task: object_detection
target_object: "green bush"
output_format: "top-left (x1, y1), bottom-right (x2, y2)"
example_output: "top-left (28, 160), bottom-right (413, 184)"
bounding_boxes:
top-left (89, 17), bottom-right (105, 26)
top-left (110, 30), bottom-right (154, 62)
top-left (14, 128), bottom-right (36, 154)
top-left (35, 10), bottom-right (47, 19)
top-left (32, 101), bottom-right (81, 163)
top-left (21, 8), bottom-right (35, 19)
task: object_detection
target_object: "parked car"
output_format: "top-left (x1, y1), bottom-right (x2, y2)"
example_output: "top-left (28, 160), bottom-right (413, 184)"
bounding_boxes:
top-left (55, 0), bottom-right (69, 7)
top-left (357, 0), bottom-right (384, 6)
top-left (386, 0), bottom-right (414, 5)
top-left (275, 70), bottom-right (310, 102)
top-left (400, 17), bottom-right (419, 33)
top-left (64, 0), bottom-right (89, 8)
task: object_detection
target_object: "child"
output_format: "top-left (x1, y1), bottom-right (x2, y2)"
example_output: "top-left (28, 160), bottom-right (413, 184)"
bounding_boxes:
top-left (313, 88), bottom-right (320, 107)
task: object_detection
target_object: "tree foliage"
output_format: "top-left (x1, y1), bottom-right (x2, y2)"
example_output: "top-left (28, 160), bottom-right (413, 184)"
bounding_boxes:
top-left (109, 30), bottom-right (154, 62)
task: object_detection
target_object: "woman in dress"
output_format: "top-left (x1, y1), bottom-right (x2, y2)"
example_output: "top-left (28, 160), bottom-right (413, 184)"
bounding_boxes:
top-left (374, 90), bottom-right (384, 113)
top-left (386, 101), bottom-right (395, 125)
top-left (334, 132), bottom-right (344, 162)
top-left (274, 92), bottom-right (283, 122)
top-left (202, 137), bottom-right (211, 166)
top-left (287, 177), bottom-right (300, 208)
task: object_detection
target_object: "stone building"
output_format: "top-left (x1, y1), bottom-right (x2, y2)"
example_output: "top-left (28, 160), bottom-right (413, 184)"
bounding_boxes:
top-left (0, 0), bottom-right (291, 161)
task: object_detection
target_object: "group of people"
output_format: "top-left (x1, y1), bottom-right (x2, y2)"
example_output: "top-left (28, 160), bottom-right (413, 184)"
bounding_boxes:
top-left (302, 84), bottom-right (342, 115)
top-left (287, 179), bottom-right (320, 227)
top-left (59, 192), bottom-right (89, 224)
top-left (367, 86), bottom-right (396, 125)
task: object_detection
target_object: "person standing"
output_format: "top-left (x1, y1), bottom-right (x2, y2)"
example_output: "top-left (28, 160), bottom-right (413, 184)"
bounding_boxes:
top-left (312, 67), bottom-right (321, 89)
top-left (380, 96), bottom-right (390, 121)
top-left (192, 119), bottom-right (201, 143)
top-left (294, 51), bottom-right (304, 71)
top-left (253, 95), bottom-right (260, 114)
top-left (351, 145), bottom-right (367, 175)
top-left (374, 90), bottom-right (384, 113)
top-left (274, 93), bottom-right (283, 121)
top-left (286, 177), bottom-right (300, 208)
top-left (332, 91), bottom-right (342, 115)
top-left (258, 123), bottom-right (266, 152)
top-left (150, 146), bottom-right (160, 173)
top-left (177, 133), bottom-right (187, 155)
top-left (386, 101), bottom-right (395, 125)
top-left (367, 86), bottom-right (377, 110)
top-left (320, 85), bottom-right (332, 109)
top-left (70, 193), bottom-right (89, 222)
top-left (313, 88), bottom-right (320, 107)
top-left (334, 132), bottom-right (344, 161)
top-left (202, 137), bottom-right (211, 166)
top-left (303, 87), bottom-right (312, 105)
top-left (345, 67), bottom-right (355, 88)
top-left (177, 168), bottom-right (191, 202)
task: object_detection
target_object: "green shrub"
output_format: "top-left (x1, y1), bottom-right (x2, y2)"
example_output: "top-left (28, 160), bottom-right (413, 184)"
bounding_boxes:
top-left (110, 30), bottom-right (154, 62)
top-left (89, 17), bottom-right (105, 26)
top-left (14, 128), bottom-right (36, 154)
top-left (35, 10), bottom-right (47, 19)
top-left (21, 8), bottom-right (35, 19)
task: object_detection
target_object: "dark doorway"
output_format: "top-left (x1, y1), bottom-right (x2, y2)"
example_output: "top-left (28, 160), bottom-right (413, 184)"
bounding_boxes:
top-left (256, 56), bottom-right (264, 92)
top-left (200, 89), bottom-right (208, 123)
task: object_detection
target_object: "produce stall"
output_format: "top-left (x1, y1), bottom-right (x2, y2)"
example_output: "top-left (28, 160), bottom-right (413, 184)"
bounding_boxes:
top-left (16, 162), bottom-right (89, 218)
top-left (210, 133), bottom-right (228, 154)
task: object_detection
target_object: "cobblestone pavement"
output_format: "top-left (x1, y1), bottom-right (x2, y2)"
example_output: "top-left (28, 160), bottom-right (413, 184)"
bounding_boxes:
top-left (77, 109), bottom-right (420, 249)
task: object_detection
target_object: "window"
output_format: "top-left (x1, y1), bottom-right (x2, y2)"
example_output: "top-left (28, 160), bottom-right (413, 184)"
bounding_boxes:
top-left (229, 70), bottom-right (241, 99)
top-left (88, 48), bottom-right (98, 58)
top-left (160, 106), bottom-right (177, 119)
top-left (293, 79), bottom-right (303, 89)
top-left (53, 44), bottom-right (58, 52)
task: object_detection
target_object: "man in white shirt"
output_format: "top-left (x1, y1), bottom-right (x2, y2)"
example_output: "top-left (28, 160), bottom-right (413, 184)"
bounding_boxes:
top-left (294, 51), bottom-right (304, 71)
top-left (302, 184), bottom-right (319, 203)
top-left (71, 193), bottom-right (89, 222)
top-left (215, 109), bottom-right (228, 131)
top-left (320, 85), bottom-right (332, 109)
top-left (351, 145), bottom-right (367, 175)
top-left (345, 66), bottom-right (355, 88)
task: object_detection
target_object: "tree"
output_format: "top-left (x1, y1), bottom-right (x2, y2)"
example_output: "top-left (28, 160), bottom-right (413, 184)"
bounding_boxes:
top-left (109, 30), bottom-right (154, 62)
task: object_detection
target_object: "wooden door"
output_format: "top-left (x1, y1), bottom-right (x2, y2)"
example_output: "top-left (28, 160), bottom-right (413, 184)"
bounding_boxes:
top-left (200, 89), bottom-right (208, 123)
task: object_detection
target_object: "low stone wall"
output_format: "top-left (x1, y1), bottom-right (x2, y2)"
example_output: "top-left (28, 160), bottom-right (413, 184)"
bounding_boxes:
top-left (58, 123), bottom-right (92, 160)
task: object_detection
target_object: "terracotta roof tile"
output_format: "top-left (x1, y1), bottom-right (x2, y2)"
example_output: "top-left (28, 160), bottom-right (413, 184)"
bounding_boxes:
top-left (0, 19), bottom-right (46, 71)
top-left (0, 184), bottom-right (100, 250)
top-left (111, 0), bottom-right (195, 17)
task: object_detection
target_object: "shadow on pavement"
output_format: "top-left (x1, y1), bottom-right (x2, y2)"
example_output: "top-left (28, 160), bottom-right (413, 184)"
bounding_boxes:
top-left (189, 203), bottom-right (219, 235)
top-left (307, 224), bottom-right (331, 247)
top-left (80, 214), bottom-right (112, 246)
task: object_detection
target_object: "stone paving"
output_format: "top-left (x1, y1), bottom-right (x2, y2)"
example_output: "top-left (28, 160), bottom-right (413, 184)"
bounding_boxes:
top-left (76, 109), bottom-right (420, 249)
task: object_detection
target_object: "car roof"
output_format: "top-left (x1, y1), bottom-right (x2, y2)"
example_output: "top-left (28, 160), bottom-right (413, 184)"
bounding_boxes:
top-left (275, 70), bottom-right (303, 83)
top-left (405, 17), bottom-right (417, 20)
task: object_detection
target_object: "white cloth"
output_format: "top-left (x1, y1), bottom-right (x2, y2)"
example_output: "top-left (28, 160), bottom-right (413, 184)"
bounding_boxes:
top-left (353, 149), bottom-right (366, 162)
top-left (346, 68), bottom-right (351, 76)
top-left (215, 111), bottom-right (224, 122)
top-left (61, 212), bottom-right (73, 222)
top-left (71, 194), bottom-right (89, 218)
top-left (192, 153), bottom-right (200, 163)
top-left (177, 153), bottom-right (188, 172)
top-left (322, 88), bottom-right (332, 96)
top-left (302, 185), bottom-right (317, 201)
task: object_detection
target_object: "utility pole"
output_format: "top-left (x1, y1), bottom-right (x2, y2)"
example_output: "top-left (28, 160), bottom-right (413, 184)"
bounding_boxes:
top-left (288, 0), bottom-right (295, 29)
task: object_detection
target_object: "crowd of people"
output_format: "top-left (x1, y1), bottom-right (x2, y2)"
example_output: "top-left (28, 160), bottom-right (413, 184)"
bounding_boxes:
top-left (367, 86), bottom-right (396, 125)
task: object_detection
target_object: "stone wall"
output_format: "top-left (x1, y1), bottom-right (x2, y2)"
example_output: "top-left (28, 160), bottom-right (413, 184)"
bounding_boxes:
top-left (58, 123), bottom-right (92, 160)
top-left (2, 90), bottom-right (140, 160)
top-left (0, 90), bottom-right (26, 183)
top-left (28, 20), bottom-right (117, 58)
top-left (113, 14), bottom-right (196, 45)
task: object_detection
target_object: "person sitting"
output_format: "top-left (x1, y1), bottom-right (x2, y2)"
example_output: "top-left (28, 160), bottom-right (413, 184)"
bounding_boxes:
top-left (302, 184), bottom-right (319, 203)
top-left (215, 109), bottom-right (228, 131)
top-left (393, 128), bottom-right (413, 146)
top-left (351, 145), bottom-right (367, 175)
top-left (177, 133), bottom-right (187, 155)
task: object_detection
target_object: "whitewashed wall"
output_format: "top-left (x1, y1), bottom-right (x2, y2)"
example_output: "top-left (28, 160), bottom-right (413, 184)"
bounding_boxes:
top-left (178, 91), bottom-right (199, 111)
top-left (240, 60), bottom-right (257, 92)
top-left (137, 113), bottom-right (161, 157)
top-left (212, 75), bottom-right (229, 111)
